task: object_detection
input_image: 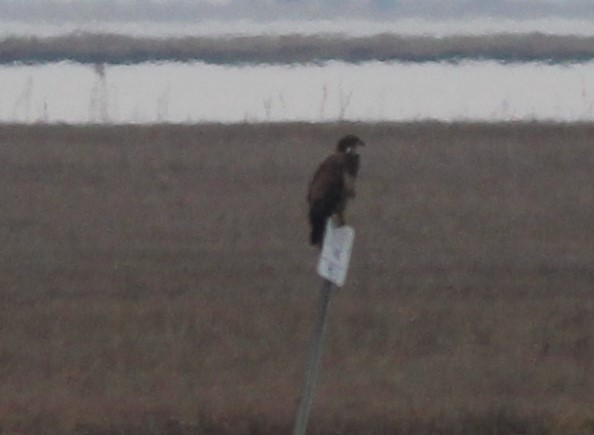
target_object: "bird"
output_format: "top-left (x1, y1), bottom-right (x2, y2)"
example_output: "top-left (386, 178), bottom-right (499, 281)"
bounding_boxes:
top-left (307, 134), bottom-right (365, 247)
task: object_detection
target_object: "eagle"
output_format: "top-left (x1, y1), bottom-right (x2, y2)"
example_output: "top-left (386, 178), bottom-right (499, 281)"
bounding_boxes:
top-left (307, 134), bottom-right (365, 247)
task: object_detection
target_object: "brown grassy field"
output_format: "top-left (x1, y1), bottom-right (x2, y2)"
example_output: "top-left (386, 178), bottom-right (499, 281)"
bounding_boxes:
top-left (2, 33), bottom-right (594, 65)
top-left (1, 122), bottom-right (594, 434)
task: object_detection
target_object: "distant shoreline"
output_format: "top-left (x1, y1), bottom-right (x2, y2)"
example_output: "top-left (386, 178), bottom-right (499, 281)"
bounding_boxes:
top-left (2, 33), bottom-right (594, 65)
top-left (4, 17), bottom-right (594, 39)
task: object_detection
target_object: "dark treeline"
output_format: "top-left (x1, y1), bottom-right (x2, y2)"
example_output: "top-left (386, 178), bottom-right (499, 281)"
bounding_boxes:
top-left (2, 32), bottom-right (594, 65)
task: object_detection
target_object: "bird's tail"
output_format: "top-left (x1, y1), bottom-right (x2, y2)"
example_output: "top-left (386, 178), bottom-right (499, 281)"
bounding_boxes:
top-left (309, 204), bottom-right (327, 246)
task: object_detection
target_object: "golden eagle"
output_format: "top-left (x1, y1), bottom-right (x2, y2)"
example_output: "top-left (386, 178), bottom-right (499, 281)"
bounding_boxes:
top-left (307, 134), bottom-right (365, 247)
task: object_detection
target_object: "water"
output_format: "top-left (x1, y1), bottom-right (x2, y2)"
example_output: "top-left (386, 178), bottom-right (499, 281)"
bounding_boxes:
top-left (3, 16), bottom-right (593, 124)
top-left (2, 60), bottom-right (593, 124)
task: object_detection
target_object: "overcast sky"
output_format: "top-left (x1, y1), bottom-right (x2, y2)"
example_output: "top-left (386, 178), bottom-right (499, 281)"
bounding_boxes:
top-left (1, 0), bottom-right (593, 23)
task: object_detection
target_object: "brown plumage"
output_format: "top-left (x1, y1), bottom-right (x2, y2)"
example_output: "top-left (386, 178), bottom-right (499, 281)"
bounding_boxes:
top-left (307, 134), bottom-right (365, 247)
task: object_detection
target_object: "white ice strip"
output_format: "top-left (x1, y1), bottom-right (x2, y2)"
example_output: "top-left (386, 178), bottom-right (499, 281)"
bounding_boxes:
top-left (1, 60), bottom-right (593, 124)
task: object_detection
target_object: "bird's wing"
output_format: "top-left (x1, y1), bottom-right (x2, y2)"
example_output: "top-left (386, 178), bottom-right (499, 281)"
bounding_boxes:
top-left (307, 153), bottom-right (346, 206)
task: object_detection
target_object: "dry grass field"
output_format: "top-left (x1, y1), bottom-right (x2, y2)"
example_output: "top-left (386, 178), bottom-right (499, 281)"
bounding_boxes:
top-left (1, 122), bottom-right (594, 434)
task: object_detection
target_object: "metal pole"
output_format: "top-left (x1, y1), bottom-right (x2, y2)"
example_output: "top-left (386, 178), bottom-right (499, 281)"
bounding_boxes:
top-left (292, 278), bottom-right (334, 435)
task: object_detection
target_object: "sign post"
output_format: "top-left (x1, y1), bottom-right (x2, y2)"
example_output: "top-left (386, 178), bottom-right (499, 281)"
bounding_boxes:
top-left (292, 219), bottom-right (355, 435)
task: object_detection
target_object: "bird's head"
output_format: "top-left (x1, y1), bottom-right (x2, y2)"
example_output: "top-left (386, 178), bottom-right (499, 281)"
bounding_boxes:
top-left (336, 134), bottom-right (365, 154)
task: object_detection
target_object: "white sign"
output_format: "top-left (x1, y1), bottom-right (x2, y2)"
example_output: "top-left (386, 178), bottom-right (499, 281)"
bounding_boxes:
top-left (317, 219), bottom-right (355, 287)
